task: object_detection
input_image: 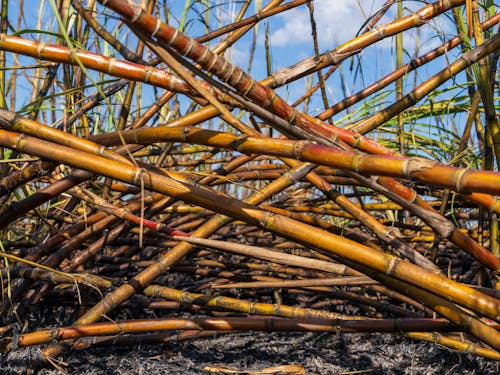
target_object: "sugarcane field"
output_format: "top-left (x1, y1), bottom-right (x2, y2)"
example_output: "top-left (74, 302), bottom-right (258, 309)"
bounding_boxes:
top-left (0, 0), bottom-right (499, 373)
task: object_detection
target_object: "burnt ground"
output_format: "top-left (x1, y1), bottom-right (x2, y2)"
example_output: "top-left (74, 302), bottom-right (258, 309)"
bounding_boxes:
top-left (0, 271), bottom-right (498, 374)
top-left (1, 331), bottom-right (498, 374)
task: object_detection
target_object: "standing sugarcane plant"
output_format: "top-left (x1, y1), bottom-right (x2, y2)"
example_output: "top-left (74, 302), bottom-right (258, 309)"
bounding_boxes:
top-left (0, 0), bottom-right (499, 372)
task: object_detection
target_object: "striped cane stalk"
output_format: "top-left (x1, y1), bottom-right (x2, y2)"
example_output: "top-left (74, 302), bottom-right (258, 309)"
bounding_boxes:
top-left (0, 34), bottom-right (235, 106)
top-left (1, 315), bottom-right (480, 351)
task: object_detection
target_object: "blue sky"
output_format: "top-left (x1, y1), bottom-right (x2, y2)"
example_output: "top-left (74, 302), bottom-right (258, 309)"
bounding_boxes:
top-left (3, 0), bottom-right (481, 159)
top-left (7, 0), bottom-right (462, 102)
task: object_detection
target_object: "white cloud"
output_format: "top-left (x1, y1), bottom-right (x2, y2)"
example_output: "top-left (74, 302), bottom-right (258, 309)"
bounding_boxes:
top-left (270, 0), bottom-right (388, 49)
top-left (225, 45), bottom-right (248, 66)
top-left (269, 0), bottom-right (456, 53)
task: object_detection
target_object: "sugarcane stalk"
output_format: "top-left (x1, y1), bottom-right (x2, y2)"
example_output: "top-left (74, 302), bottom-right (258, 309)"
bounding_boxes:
top-left (0, 34), bottom-right (213, 103)
top-left (211, 276), bottom-right (375, 289)
top-left (404, 332), bottom-right (500, 361)
top-left (0, 130), bottom-right (499, 333)
top-left (87, 125), bottom-right (500, 214)
top-left (1, 316), bottom-right (471, 351)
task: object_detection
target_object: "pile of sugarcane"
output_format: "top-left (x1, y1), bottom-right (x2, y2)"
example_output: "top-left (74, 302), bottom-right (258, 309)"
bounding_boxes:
top-left (0, 0), bottom-right (499, 370)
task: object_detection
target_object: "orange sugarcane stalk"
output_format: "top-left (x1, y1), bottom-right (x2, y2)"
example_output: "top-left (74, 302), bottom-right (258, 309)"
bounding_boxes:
top-left (0, 34), bottom-right (233, 105)
top-left (2, 316), bottom-right (466, 351)
top-left (0, 34), bottom-right (176, 87)
top-left (89, 125), bottom-right (500, 210)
